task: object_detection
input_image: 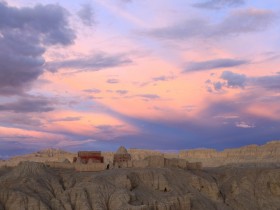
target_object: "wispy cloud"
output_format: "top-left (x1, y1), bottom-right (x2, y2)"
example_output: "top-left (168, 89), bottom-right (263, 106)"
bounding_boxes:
top-left (46, 53), bottom-right (132, 72)
top-left (148, 9), bottom-right (276, 40)
top-left (116, 90), bottom-right (128, 95)
top-left (83, 88), bottom-right (102, 93)
top-left (95, 0), bottom-right (147, 28)
top-left (137, 94), bottom-right (161, 100)
top-left (152, 75), bottom-right (175, 81)
top-left (107, 79), bottom-right (120, 84)
top-left (49, 116), bottom-right (81, 122)
top-left (235, 121), bottom-right (255, 128)
top-left (185, 58), bottom-right (249, 72)
top-left (55, 139), bottom-right (96, 147)
top-left (193, 0), bottom-right (245, 10)
top-left (77, 3), bottom-right (95, 26)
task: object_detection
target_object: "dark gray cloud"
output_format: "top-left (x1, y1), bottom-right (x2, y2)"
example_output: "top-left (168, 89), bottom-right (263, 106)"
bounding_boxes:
top-left (221, 71), bottom-right (247, 88)
top-left (0, 96), bottom-right (54, 113)
top-left (107, 79), bottom-right (120, 84)
top-left (185, 58), bottom-right (248, 72)
top-left (220, 72), bottom-right (280, 90)
top-left (208, 71), bottom-right (280, 92)
top-left (46, 53), bottom-right (132, 72)
top-left (193, 0), bottom-right (245, 10)
top-left (251, 74), bottom-right (280, 90)
top-left (213, 81), bottom-right (224, 90)
top-left (77, 4), bottom-right (94, 26)
top-left (0, 3), bottom-right (75, 45)
top-left (0, 2), bottom-right (75, 95)
top-left (148, 9), bottom-right (276, 40)
top-left (206, 71), bottom-right (247, 92)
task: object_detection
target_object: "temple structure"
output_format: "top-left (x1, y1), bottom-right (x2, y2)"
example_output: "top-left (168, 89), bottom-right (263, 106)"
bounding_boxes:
top-left (73, 151), bottom-right (104, 164)
top-left (45, 146), bottom-right (202, 172)
top-left (113, 146), bottom-right (131, 166)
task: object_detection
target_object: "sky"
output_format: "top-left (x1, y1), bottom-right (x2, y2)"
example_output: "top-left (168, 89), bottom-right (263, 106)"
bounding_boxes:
top-left (0, 0), bottom-right (280, 157)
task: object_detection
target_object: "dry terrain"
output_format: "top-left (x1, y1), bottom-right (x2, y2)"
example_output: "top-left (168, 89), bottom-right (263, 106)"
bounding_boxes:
top-left (0, 141), bottom-right (279, 210)
top-left (0, 162), bottom-right (279, 210)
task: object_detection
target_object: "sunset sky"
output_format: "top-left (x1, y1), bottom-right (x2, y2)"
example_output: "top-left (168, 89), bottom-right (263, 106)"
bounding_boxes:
top-left (0, 0), bottom-right (280, 157)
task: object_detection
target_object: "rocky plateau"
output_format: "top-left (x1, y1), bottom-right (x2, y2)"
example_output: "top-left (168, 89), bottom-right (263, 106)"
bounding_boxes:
top-left (0, 141), bottom-right (279, 210)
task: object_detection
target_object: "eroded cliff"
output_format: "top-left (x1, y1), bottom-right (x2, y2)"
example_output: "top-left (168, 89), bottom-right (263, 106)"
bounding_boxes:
top-left (0, 161), bottom-right (279, 210)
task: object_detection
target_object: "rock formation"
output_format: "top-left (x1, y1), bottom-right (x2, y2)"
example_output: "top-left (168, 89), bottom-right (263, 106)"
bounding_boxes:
top-left (179, 140), bottom-right (280, 167)
top-left (0, 141), bottom-right (279, 209)
top-left (0, 161), bottom-right (279, 210)
top-left (1, 148), bottom-right (75, 167)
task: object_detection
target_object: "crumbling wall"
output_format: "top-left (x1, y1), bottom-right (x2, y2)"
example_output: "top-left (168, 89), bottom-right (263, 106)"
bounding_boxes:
top-left (74, 163), bottom-right (106, 172)
top-left (132, 156), bottom-right (202, 170)
top-left (145, 156), bottom-right (165, 168)
top-left (132, 160), bottom-right (149, 168)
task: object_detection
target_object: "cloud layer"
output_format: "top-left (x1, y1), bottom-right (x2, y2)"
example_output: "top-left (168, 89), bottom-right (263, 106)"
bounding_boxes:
top-left (0, 0), bottom-right (279, 155)
top-left (185, 59), bottom-right (249, 72)
top-left (148, 9), bottom-right (276, 40)
top-left (46, 53), bottom-right (132, 72)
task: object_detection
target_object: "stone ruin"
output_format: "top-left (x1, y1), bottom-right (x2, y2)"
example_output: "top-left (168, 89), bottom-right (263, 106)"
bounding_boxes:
top-left (113, 146), bottom-right (132, 167)
top-left (73, 151), bottom-right (104, 164)
top-left (45, 146), bottom-right (202, 172)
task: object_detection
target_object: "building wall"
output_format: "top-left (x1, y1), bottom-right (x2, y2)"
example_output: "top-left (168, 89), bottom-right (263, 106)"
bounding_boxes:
top-left (74, 163), bottom-right (106, 172)
top-left (113, 154), bottom-right (131, 164)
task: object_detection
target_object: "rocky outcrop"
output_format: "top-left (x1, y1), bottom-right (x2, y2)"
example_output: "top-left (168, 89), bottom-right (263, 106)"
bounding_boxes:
top-left (1, 148), bottom-right (75, 167)
top-left (179, 140), bottom-right (280, 167)
top-left (0, 162), bottom-right (64, 210)
top-left (128, 149), bottom-right (163, 161)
